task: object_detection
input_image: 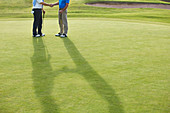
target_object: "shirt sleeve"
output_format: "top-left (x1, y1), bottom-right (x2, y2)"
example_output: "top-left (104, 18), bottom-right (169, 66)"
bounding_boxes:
top-left (66, 0), bottom-right (70, 3)
top-left (37, 0), bottom-right (43, 3)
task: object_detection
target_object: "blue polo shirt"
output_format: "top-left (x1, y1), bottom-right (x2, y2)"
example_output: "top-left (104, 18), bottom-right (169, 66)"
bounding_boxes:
top-left (59, 0), bottom-right (70, 8)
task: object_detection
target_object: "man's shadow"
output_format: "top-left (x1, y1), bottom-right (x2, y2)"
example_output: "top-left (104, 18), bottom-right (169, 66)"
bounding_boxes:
top-left (31, 37), bottom-right (59, 113)
top-left (62, 38), bottom-right (124, 113)
top-left (31, 37), bottom-right (124, 113)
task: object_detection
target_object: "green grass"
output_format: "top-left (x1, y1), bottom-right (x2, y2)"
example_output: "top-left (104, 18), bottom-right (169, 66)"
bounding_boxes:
top-left (0, 18), bottom-right (169, 113)
top-left (0, 0), bottom-right (170, 24)
top-left (84, 0), bottom-right (166, 3)
top-left (0, 0), bottom-right (170, 112)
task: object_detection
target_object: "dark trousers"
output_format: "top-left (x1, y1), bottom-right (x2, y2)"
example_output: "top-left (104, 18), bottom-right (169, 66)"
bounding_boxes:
top-left (33, 9), bottom-right (42, 36)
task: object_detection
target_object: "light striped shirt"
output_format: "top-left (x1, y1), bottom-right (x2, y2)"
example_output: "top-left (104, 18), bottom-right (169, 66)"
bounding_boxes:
top-left (33, 0), bottom-right (43, 9)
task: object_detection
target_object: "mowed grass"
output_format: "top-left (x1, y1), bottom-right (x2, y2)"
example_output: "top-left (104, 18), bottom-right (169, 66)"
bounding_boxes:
top-left (84, 0), bottom-right (167, 3)
top-left (0, 18), bottom-right (169, 113)
top-left (0, 0), bottom-right (170, 24)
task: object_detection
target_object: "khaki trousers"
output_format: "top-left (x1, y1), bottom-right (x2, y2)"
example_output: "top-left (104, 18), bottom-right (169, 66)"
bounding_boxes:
top-left (58, 9), bottom-right (68, 34)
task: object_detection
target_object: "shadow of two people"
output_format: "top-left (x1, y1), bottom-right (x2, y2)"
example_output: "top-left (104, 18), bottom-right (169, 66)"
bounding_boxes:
top-left (31, 37), bottom-right (124, 113)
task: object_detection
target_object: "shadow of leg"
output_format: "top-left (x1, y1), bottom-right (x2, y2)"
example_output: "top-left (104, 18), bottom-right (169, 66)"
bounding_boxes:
top-left (31, 38), bottom-right (59, 113)
top-left (62, 38), bottom-right (124, 113)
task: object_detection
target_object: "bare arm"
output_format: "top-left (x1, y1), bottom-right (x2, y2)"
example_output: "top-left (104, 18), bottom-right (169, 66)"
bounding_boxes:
top-left (40, 2), bottom-right (51, 6)
top-left (52, 2), bottom-right (59, 6)
top-left (59, 3), bottom-right (69, 13)
top-left (40, 2), bottom-right (51, 14)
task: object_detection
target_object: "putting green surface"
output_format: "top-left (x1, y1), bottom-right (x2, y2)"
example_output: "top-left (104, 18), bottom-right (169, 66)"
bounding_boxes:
top-left (0, 18), bottom-right (169, 113)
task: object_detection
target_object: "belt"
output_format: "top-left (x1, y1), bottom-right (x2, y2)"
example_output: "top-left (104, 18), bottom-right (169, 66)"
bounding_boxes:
top-left (32, 8), bottom-right (42, 10)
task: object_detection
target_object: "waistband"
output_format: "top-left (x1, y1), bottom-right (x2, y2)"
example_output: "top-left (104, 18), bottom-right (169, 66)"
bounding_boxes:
top-left (32, 8), bottom-right (42, 10)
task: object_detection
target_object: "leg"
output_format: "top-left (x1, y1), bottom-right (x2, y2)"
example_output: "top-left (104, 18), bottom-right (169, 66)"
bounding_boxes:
top-left (33, 10), bottom-right (39, 36)
top-left (58, 11), bottom-right (63, 34)
top-left (62, 10), bottom-right (68, 34)
top-left (38, 10), bottom-right (42, 35)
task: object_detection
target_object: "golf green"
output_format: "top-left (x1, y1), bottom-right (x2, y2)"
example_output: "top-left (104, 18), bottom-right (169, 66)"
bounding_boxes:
top-left (0, 18), bottom-right (169, 113)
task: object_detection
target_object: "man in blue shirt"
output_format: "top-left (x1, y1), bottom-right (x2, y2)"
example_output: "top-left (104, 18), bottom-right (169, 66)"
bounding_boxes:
top-left (51, 0), bottom-right (70, 38)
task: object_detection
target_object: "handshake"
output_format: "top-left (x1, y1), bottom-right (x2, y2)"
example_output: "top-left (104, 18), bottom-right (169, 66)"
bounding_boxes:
top-left (49, 4), bottom-right (55, 7)
top-left (41, 2), bottom-right (59, 8)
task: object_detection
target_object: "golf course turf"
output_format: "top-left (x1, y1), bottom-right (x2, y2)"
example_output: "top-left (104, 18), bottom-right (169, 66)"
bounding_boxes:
top-left (0, 18), bottom-right (169, 113)
top-left (0, 0), bottom-right (170, 113)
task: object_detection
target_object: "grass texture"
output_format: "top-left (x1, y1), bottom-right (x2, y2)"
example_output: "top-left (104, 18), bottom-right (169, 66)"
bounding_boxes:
top-left (0, 0), bottom-right (170, 24)
top-left (0, 18), bottom-right (169, 113)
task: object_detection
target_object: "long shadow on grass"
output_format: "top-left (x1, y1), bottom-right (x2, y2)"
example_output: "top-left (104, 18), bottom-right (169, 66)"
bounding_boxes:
top-left (31, 37), bottom-right (59, 113)
top-left (62, 38), bottom-right (124, 113)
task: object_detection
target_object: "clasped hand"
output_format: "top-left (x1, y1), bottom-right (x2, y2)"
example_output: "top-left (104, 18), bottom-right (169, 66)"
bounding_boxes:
top-left (49, 4), bottom-right (54, 7)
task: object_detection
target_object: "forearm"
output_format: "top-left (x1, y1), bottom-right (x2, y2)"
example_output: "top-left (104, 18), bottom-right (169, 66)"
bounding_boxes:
top-left (53, 2), bottom-right (59, 6)
top-left (61, 3), bottom-right (69, 11)
top-left (40, 2), bottom-right (50, 6)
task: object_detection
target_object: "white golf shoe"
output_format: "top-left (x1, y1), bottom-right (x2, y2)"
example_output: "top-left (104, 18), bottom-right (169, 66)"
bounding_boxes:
top-left (35, 34), bottom-right (45, 37)
top-left (55, 33), bottom-right (61, 37)
top-left (60, 34), bottom-right (67, 38)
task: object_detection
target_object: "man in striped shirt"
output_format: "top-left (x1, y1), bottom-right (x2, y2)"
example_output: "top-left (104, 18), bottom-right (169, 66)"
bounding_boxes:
top-left (32, 0), bottom-right (52, 37)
